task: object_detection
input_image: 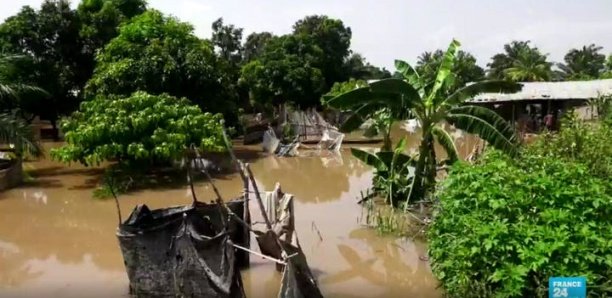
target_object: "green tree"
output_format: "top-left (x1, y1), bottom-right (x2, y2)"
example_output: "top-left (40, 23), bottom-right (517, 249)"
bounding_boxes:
top-left (51, 91), bottom-right (225, 166)
top-left (0, 0), bottom-right (86, 139)
top-left (86, 10), bottom-right (234, 117)
top-left (293, 15), bottom-right (352, 89)
top-left (487, 41), bottom-right (552, 81)
top-left (600, 54), bottom-right (612, 78)
top-left (557, 44), bottom-right (606, 80)
top-left (211, 17), bottom-right (243, 67)
top-left (239, 34), bottom-right (325, 109)
top-left (242, 32), bottom-right (274, 63)
top-left (343, 53), bottom-right (392, 81)
top-left (77, 0), bottom-right (147, 54)
top-left (325, 40), bottom-right (521, 205)
top-left (416, 49), bottom-right (485, 93)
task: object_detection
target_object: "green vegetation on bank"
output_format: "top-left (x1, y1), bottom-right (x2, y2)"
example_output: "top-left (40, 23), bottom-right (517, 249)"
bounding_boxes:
top-left (428, 114), bottom-right (612, 297)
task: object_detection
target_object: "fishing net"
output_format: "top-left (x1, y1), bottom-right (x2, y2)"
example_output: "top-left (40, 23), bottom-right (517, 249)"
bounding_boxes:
top-left (117, 200), bottom-right (247, 298)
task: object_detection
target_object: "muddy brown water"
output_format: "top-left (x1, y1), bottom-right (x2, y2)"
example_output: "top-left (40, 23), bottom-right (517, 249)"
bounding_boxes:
top-left (0, 127), bottom-right (480, 298)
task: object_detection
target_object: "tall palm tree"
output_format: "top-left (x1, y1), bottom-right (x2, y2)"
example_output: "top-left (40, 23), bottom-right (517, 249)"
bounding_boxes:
top-left (325, 39), bottom-right (522, 204)
top-left (504, 48), bottom-right (553, 82)
top-left (0, 54), bottom-right (45, 158)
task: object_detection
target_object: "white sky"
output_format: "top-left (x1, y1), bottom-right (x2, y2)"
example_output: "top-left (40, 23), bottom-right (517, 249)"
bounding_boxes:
top-left (2, 0), bottom-right (612, 70)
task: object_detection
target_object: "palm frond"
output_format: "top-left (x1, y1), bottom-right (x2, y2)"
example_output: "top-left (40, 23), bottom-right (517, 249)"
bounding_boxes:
top-left (445, 105), bottom-right (518, 157)
top-left (431, 125), bottom-right (458, 164)
top-left (0, 113), bottom-right (43, 158)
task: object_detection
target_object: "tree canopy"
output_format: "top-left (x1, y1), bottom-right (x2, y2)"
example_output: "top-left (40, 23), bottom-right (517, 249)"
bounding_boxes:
top-left (243, 32), bottom-right (275, 63)
top-left (293, 15), bottom-right (352, 88)
top-left (51, 91), bottom-right (225, 166)
top-left (86, 10), bottom-right (233, 116)
top-left (240, 34), bottom-right (325, 109)
top-left (487, 41), bottom-right (553, 82)
top-left (416, 49), bottom-right (485, 93)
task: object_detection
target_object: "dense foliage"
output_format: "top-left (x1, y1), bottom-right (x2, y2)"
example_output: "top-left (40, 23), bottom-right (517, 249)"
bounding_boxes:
top-left (416, 50), bottom-right (485, 93)
top-left (429, 148), bottom-right (612, 297)
top-left (326, 39), bottom-right (521, 205)
top-left (51, 92), bottom-right (225, 166)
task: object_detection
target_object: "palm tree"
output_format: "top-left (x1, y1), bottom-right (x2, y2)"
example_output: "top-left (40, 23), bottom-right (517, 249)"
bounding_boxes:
top-left (325, 39), bottom-right (522, 204)
top-left (557, 44), bottom-right (606, 80)
top-left (504, 48), bottom-right (553, 82)
top-left (0, 54), bottom-right (45, 158)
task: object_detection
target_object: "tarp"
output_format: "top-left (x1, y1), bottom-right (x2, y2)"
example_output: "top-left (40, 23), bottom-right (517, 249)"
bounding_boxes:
top-left (117, 201), bottom-right (247, 298)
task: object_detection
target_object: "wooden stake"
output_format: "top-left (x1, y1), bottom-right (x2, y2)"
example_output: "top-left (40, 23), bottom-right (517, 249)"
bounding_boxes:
top-left (244, 163), bottom-right (273, 230)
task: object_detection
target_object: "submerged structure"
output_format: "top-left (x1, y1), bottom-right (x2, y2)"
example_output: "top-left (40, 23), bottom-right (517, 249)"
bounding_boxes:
top-left (114, 146), bottom-right (324, 297)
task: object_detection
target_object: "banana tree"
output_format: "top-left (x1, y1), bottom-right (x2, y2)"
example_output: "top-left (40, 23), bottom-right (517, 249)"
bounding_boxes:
top-left (351, 137), bottom-right (415, 207)
top-left (325, 39), bottom-right (522, 203)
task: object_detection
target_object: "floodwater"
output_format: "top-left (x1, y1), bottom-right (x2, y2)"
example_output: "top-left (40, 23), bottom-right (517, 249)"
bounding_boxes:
top-left (0, 126), bottom-right (480, 298)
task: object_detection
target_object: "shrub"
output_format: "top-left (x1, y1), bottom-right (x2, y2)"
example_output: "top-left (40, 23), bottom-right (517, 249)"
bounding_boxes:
top-left (530, 111), bottom-right (612, 180)
top-left (51, 91), bottom-right (226, 166)
top-left (428, 150), bottom-right (612, 297)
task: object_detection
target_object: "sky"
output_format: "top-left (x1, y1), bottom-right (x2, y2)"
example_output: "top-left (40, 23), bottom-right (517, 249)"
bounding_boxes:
top-left (2, 0), bottom-right (612, 70)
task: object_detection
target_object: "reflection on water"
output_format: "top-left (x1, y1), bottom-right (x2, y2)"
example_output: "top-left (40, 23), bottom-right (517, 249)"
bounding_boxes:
top-left (0, 135), bottom-right (464, 297)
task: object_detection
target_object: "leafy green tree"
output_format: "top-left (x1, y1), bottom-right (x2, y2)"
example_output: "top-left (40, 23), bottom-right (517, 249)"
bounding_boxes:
top-left (343, 53), bottom-right (392, 81)
top-left (240, 34), bottom-right (325, 109)
top-left (487, 41), bottom-right (552, 81)
top-left (0, 113), bottom-right (42, 158)
top-left (293, 15), bottom-right (352, 88)
top-left (51, 91), bottom-right (225, 166)
top-left (557, 44), bottom-right (606, 80)
top-left (0, 0), bottom-right (86, 138)
top-left (211, 17), bottom-right (243, 67)
top-left (77, 0), bottom-right (147, 54)
top-left (242, 32), bottom-right (274, 63)
top-left (600, 54), bottom-right (612, 78)
top-left (504, 47), bottom-right (553, 82)
top-left (325, 40), bottom-right (521, 205)
top-left (416, 49), bottom-right (485, 93)
top-left (86, 10), bottom-right (233, 117)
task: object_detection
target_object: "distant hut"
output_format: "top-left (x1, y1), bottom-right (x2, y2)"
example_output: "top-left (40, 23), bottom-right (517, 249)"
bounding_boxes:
top-left (468, 79), bottom-right (612, 132)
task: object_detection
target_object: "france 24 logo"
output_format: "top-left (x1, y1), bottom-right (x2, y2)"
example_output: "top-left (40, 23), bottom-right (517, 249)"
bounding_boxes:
top-left (549, 277), bottom-right (586, 298)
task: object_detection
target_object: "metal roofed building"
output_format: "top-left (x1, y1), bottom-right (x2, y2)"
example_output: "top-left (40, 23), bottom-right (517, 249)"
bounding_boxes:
top-left (467, 79), bottom-right (612, 131)
top-left (469, 79), bottom-right (612, 103)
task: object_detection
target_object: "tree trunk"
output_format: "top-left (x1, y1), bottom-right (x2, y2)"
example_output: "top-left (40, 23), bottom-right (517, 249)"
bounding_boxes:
top-left (50, 118), bottom-right (60, 141)
top-left (413, 125), bottom-right (436, 203)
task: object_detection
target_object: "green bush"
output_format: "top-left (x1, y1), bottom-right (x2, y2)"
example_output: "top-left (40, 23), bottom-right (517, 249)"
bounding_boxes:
top-left (428, 150), bottom-right (612, 297)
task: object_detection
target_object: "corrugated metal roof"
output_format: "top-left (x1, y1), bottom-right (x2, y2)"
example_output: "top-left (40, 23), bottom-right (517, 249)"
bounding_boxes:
top-left (470, 79), bottom-right (612, 103)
